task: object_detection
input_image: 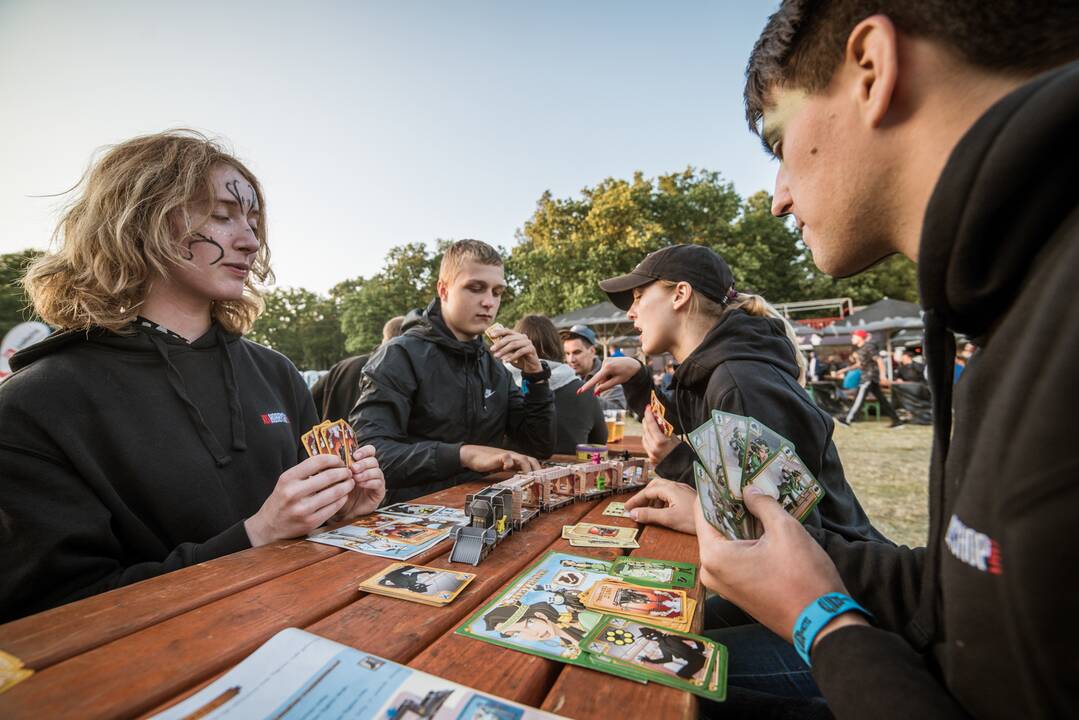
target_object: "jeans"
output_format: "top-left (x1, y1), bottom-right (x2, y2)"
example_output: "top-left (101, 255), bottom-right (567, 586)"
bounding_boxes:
top-left (698, 597), bottom-right (833, 719)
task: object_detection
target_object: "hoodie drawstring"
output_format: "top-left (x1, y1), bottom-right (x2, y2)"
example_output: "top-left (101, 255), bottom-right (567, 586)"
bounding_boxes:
top-left (148, 332), bottom-right (245, 468)
top-left (907, 308), bottom-right (956, 650)
top-left (216, 325), bottom-right (248, 453)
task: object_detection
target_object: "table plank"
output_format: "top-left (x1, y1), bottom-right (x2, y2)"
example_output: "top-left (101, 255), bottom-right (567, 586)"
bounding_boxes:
top-left (0, 483), bottom-right (484, 720)
top-left (0, 540), bottom-right (341, 671)
top-left (606, 434), bottom-right (645, 457)
top-left (540, 522), bottom-right (703, 719)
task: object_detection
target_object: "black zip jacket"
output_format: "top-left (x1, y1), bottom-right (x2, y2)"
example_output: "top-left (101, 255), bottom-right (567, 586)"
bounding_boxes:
top-left (623, 309), bottom-right (887, 544)
top-left (0, 323), bottom-right (316, 622)
top-left (810, 61), bottom-right (1079, 718)
top-left (352, 299), bottom-right (555, 503)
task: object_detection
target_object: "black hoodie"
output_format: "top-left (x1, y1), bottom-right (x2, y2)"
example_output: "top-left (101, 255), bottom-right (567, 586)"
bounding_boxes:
top-left (352, 299), bottom-right (555, 503)
top-left (0, 322), bottom-right (316, 621)
top-left (623, 308), bottom-right (887, 544)
top-left (808, 61), bottom-right (1079, 718)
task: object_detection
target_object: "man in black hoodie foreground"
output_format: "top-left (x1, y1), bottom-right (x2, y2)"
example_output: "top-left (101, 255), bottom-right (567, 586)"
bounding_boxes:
top-left (692, 2), bottom-right (1079, 718)
top-left (353, 240), bottom-right (556, 503)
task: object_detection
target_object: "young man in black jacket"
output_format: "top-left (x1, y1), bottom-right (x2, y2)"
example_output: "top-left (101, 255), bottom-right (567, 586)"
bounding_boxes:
top-left (353, 240), bottom-right (556, 503)
top-left (693, 2), bottom-right (1079, 717)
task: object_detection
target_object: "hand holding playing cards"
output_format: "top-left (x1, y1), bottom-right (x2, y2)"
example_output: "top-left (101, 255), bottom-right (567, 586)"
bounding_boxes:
top-left (460, 444), bottom-right (542, 474)
top-left (334, 444), bottom-right (386, 520)
top-left (624, 477), bottom-right (698, 535)
top-left (488, 326), bottom-right (542, 374)
top-left (694, 486), bottom-right (867, 649)
top-left (577, 356), bottom-right (640, 396)
top-left (643, 406), bottom-right (681, 465)
top-left (244, 455), bottom-right (356, 547)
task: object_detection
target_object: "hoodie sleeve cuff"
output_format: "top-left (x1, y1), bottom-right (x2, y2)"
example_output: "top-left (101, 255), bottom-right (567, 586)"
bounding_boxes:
top-left (656, 442), bottom-right (694, 484)
top-left (437, 442), bottom-right (465, 477)
top-left (193, 520), bottom-right (253, 563)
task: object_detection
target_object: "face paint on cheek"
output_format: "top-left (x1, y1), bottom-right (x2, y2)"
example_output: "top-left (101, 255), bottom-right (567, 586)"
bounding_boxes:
top-left (181, 233), bottom-right (225, 265)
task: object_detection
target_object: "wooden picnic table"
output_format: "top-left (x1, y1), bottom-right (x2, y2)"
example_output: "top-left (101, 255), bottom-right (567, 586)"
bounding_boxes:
top-left (0, 463), bottom-right (702, 719)
top-left (607, 433), bottom-right (646, 458)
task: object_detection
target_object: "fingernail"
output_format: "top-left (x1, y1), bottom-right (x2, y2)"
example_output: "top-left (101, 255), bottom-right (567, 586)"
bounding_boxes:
top-left (745, 486), bottom-right (763, 497)
top-left (626, 510), bottom-right (638, 520)
top-left (593, 389), bottom-right (600, 396)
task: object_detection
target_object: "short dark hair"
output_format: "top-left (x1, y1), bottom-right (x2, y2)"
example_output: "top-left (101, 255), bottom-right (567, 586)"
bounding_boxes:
top-left (745, 0), bottom-right (1079, 138)
top-left (514, 314), bottom-right (563, 362)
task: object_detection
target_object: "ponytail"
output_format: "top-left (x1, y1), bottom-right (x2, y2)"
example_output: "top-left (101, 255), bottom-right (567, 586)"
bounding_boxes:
top-left (727, 293), bottom-right (807, 386)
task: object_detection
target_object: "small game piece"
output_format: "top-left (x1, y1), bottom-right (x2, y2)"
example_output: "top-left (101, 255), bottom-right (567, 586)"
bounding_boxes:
top-left (484, 322), bottom-right (507, 340)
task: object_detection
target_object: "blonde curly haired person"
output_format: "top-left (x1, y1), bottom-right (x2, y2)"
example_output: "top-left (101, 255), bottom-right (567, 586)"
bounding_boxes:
top-left (0, 131), bottom-right (384, 622)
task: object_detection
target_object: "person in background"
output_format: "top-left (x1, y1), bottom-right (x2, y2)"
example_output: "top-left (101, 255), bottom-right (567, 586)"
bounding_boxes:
top-left (508, 315), bottom-right (606, 455)
top-left (561, 324), bottom-right (627, 411)
top-left (659, 359), bottom-right (677, 396)
top-left (835, 330), bottom-right (903, 428)
top-left (893, 350), bottom-right (924, 383)
top-left (353, 240), bottom-right (556, 503)
top-left (0, 131), bottom-right (385, 622)
top-left (311, 314), bottom-right (407, 422)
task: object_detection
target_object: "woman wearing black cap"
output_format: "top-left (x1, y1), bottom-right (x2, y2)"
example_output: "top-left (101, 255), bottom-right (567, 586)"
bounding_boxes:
top-left (580, 244), bottom-right (886, 547)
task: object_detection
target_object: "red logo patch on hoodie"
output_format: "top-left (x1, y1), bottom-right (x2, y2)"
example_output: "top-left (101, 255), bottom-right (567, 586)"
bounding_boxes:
top-left (261, 412), bottom-right (290, 425)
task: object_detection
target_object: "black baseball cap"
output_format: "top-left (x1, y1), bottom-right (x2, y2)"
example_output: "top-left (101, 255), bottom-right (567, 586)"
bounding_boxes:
top-left (599, 244), bottom-right (735, 311)
top-left (559, 324), bottom-right (598, 346)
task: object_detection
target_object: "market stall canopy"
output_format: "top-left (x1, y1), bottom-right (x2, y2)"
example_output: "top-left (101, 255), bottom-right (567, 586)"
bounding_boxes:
top-left (796, 297), bottom-right (923, 338)
top-left (550, 301), bottom-right (628, 329)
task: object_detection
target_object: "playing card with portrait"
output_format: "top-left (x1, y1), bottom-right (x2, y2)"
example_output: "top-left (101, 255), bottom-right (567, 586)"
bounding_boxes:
top-left (581, 616), bottom-right (727, 700)
top-left (358, 562), bottom-right (476, 606)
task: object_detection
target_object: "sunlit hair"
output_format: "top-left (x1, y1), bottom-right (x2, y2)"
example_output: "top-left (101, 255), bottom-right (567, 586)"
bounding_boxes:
top-left (438, 239), bottom-right (503, 284)
top-left (658, 280), bottom-right (807, 386)
top-left (23, 130), bottom-right (273, 334)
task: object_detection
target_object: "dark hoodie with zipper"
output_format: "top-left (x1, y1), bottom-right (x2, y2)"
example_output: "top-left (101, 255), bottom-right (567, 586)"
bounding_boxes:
top-left (623, 308), bottom-right (887, 544)
top-left (352, 299), bottom-right (555, 503)
top-left (807, 61), bottom-right (1079, 718)
top-left (0, 322), bottom-right (316, 622)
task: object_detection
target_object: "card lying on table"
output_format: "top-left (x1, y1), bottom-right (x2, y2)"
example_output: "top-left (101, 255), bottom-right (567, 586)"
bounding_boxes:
top-left (358, 562), bottom-right (475, 606)
top-left (456, 551), bottom-right (725, 702)
top-left (690, 412), bottom-right (825, 540)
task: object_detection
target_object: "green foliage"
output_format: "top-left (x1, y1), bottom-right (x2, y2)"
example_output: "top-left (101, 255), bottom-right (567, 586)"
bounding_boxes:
top-left (248, 287), bottom-right (347, 370)
top-left (339, 242), bottom-right (443, 354)
top-left (247, 167), bottom-right (919, 365)
top-left (0, 250), bottom-right (43, 337)
top-left (803, 254), bottom-right (920, 305)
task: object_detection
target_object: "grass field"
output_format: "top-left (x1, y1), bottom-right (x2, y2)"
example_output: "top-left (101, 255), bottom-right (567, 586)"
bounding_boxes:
top-left (831, 421), bottom-right (931, 547)
top-left (625, 417), bottom-right (932, 548)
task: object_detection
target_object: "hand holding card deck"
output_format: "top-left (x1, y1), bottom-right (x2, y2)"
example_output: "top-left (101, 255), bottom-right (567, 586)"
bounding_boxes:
top-left (649, 390), bottom-right (675, 437)
top-left (300, 418), bottom-right (358, 467)
top-left (689, 412), bottom-right (825, 540)
top-left (358, 562), bottom-right (476, 606)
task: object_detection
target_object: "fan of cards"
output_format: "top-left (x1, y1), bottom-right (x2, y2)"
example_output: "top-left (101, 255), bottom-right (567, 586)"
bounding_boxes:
top-left (688, 411), bottom-right (825, 540)
top-left (301, 419), bottom-right (357, 466)
top-left (561, 522), bottom-right (639, 548)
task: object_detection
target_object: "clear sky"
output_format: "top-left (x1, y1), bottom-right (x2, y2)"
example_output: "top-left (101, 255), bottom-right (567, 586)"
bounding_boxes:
top-left (0, 0), bottom-right (780, 294)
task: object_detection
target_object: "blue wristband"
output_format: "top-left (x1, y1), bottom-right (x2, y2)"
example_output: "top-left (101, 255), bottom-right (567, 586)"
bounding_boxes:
top-left (792, 593), bottom-right (872, 666)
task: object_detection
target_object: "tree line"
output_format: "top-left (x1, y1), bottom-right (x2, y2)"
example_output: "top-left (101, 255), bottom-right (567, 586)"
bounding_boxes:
top-left (0, 167), bottom-right (917, 368)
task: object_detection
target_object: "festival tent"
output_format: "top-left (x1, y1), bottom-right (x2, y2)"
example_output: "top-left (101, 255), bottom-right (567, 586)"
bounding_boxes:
top-left (550, 301), bottom-right (635, 349)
